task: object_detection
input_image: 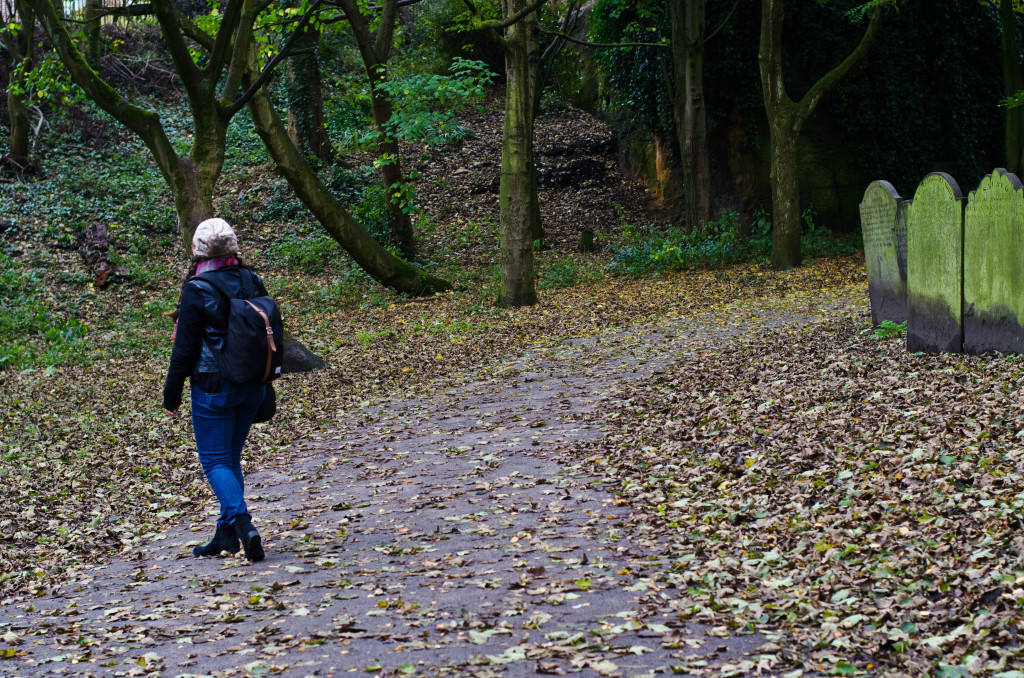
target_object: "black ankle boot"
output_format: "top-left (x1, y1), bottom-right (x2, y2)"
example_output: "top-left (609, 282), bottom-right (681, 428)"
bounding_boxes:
top-left (192, 524), bottom-right (240, 557)
top-left (232, 513), bottom-right (264, 562)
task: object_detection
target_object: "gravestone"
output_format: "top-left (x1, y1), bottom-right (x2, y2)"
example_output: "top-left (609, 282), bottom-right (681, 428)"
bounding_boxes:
top-left (963, 168), bottom-right (1024, 354)
top-left (859, 180), bottom-right (906, 325)
top-left (894, 199), bottom-right (909, 284)
top-left (906, 173), bottom-right (964, 353)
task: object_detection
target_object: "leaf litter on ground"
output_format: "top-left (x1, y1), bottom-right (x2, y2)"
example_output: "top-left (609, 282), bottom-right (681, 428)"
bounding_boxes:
top-left (0, 257), bottom-right (865, 599)
top-left (584, 311), bottom-right (1024, 675)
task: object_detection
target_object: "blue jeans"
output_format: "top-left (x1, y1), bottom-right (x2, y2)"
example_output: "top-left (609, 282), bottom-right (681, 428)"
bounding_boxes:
top-left (191, 381), bottom-right (265, 528)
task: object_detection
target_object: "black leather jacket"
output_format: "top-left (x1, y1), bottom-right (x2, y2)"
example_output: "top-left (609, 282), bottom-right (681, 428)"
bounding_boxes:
top-left (162, 265), bottom-right (268, 412)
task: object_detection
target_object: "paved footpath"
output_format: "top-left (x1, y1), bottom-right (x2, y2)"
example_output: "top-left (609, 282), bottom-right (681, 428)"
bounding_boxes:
top-left (0, 287), bottom-right (866, 677)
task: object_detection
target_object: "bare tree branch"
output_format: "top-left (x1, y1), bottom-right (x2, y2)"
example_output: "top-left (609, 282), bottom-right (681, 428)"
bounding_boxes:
top-left (60, 3), bottom-right (154, 21)
top-left (207, 0), bottom-right (245, 76)
top-left (150, 0), bottom-right (203, 90)
top-left (227, 0), bottom-right (325, 116)
top-left (696, 0), bottom-right (740, 50)
top-left (474, 0), bottom-right (547, 30)
top-left (538, 24), bottom-right (668, 49)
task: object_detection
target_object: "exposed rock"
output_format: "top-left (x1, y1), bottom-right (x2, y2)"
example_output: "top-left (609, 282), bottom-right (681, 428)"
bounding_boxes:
top-left (282, 331), bottom-right (328, 374)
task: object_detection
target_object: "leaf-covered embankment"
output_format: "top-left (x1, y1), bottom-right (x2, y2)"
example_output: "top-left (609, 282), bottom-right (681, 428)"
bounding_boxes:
top-left (590, 316), bottom-right (1024, 674)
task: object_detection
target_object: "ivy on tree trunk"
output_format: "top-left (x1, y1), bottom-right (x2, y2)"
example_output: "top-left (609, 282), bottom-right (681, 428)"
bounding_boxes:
top-left (285, 22), bottom-right (332, 165)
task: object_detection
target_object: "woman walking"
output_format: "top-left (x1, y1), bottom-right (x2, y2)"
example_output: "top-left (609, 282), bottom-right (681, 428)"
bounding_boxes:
top-left (163, 218), bottom-right (266, 562)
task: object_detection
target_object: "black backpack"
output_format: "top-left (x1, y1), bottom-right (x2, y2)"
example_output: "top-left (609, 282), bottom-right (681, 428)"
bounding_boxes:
top-left (195, 268), bottom-right (284, 384)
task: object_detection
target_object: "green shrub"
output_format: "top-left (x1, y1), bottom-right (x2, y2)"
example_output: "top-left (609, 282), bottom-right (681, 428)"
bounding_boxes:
top-left (348, 181), bottom-right (391, 248)
top-left (872, 320), bottom-right (906, 340)
top-left (607, 210), bottom-right (757, 278)
top-left (324, 80), bottom-right (374, 152)
top-left (374, 58), bottom-right (494, 148)
top-left (325, 165), bottom-right (369, 205)
top-left (263, 179), bottom-right (307, 222)
top-left (800, 209), bottom-right (860, 259)
top-left (607, 208), bottom-right (857, 279)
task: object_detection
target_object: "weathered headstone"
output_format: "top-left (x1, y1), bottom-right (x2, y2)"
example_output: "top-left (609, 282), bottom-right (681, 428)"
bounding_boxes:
top-left (894, 199), bottom-right (909, 284)
top-left (907, 172), bottom-right (964, 353)
top-left (963, 168), bottom-right (1024, 354)
top-left (859, 180), bottom-right (906, 325)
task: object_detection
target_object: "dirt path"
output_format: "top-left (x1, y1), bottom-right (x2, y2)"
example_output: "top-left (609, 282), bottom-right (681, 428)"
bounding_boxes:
top-left (0, 286), bottom-right (868, 677)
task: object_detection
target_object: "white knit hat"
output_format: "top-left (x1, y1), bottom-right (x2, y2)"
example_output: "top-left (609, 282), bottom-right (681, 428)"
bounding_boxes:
top-left (192, 218), bottom-right (238, 258)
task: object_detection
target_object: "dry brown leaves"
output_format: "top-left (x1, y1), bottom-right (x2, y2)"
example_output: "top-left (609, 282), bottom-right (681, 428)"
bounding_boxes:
top-left (587, 313), bottom-right (1024, 675)
top-left (0, 257), bottom-right (864, 599)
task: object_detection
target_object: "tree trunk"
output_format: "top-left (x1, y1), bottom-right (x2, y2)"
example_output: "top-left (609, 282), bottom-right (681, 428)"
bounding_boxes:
top-left (84, 0), bottom-right (101, 67)
top-left (670, 0), bottom-right (712, 233)
top-left (768, 115), bottom-right (801, 269)
top-left (1000, 0), bottom-right (1024, 177)
top-left (369, 85), bottom-right (416, 261)
top-left (498, 0), bottom-right (540, 307)
top-left (170, 160), bottom-right (216, 248)
top-left (4, 0), bottom-right (34, 170)
top-left (759, 0), bottom-right (884, 270)
top-left (285, 23), bottom-right (332, 164)
top-left (247, 85), bottom-right (451, 295)
top-left (169, 94), bottom-right (227, 247)
top-left (6, 87), bottom-right (30, 169)
top-left (339, 0), bottom-right (416, 261)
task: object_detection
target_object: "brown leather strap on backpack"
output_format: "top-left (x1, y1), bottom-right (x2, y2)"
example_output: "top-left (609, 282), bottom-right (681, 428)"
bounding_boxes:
top-left (245, 300), bottom-right (277, 382)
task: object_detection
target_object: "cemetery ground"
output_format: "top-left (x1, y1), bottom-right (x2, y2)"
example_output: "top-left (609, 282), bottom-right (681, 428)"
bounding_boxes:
top-left (5, 254), bottom-right (1024, 676)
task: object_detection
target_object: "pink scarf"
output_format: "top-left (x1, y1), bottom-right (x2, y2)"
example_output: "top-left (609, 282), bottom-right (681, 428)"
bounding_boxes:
top-left (172, 256), bottom-right (238, 342)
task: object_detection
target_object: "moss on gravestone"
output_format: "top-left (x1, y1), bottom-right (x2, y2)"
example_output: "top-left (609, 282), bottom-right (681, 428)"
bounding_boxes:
top-left (906, 172), bottom-right (964, 353)
top-left (859, 180), bottom-right (906, 326)
top-left (963, 168), bottom-right (1024, 354)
